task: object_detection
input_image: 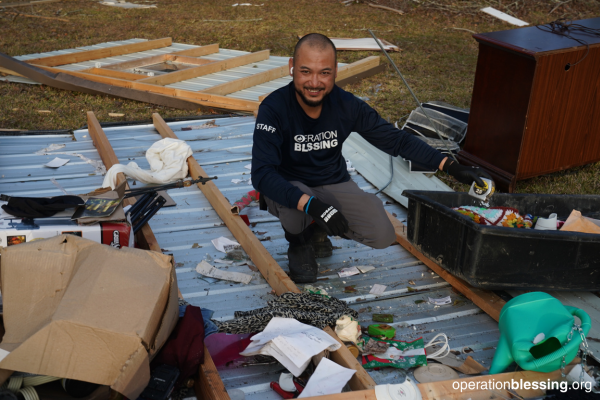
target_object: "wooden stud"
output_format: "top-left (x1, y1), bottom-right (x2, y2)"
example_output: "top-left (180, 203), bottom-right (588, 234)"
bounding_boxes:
top-left (83, 67), bottom-right (147, 81)
top-left (256, 56), bottom-right (381, 102)
top-left (152, 113), bottom-right (377, 391)
top-left (387, 212), bottom-right (505, 321)
top-left (139, 50), bottom-right (271, 86)
top-left (0, 66), bottom-right (24, 77)
top-left (171, 43), bottom-right (220, 57)
top-left (87, 111), bottom-right (228, 400)
top-left (27, 38), bottom-right (172, 67)
top-left (41, 67), bottom-right (260, 111)
top-left (200, 65), bottom-right (288, 95)
top-left (97, 54), bottom-right (169, 71)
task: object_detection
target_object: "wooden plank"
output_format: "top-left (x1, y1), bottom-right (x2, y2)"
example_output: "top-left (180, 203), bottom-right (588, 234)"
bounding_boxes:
top-left (0, 66), bottom-right (24, 77)
top-left (84, 67), bottom-right (147, 81)
top-left (166, 54), bottom-right (215, 66)
top-left (41, 67), bottom-right (260, 111)
top-left (387, 212), bottom-right (505, 321)
top-left (172, 43), bottom-right (219, 57)
top-left (201, 65), bottom-right (288, 95)
top-left (139, 50), bottom-right (270, 86)
top-left (336, 56), bottom-right (380, 81)
top-left (27, 38), bottom-right (172, 67)
top-left (306, 369), bottom-right (564, 400)
top-left (195, 345), bottom-right (230, 400)
top-left (336, 64), bottom-right (386, 88)
top-left (152, 114), bottom-right (376, 391)
top-left (87, 112), bottom-right (228, 400)
top-left (256, 56), bottom-right (381, 102)
top-left (98, 54), bottom-right (168, 71)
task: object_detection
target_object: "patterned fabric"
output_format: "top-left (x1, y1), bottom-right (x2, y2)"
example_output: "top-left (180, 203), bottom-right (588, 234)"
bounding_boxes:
top-left (453, 206), bottom-right (535, 228)
top-left (215, 292), bottom-right (358, 334)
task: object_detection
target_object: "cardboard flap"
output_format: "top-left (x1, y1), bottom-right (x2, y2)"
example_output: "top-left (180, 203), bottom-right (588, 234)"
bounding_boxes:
top-left (0, 320), bottom-right (148, 389)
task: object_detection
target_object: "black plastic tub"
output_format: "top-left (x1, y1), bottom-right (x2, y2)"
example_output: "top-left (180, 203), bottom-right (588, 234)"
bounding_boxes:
top-left (403, 190), bottom-right (600, 291)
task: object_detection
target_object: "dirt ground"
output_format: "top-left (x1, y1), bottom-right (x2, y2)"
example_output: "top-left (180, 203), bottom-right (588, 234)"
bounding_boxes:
top-left (1, 0), bottom-right (599, 194)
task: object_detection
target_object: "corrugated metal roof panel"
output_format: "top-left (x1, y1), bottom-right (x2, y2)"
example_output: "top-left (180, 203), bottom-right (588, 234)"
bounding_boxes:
top-left (0, 116), bottom-right (506, 398)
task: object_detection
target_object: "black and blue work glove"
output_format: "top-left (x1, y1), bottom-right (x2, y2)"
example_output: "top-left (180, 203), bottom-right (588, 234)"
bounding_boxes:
top-left (443, 160), bottom-right (492, 187)
top-left (303, 196), bottom-right (349, 237)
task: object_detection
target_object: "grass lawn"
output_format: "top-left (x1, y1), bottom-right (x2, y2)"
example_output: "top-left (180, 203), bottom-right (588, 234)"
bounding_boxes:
top-left (1, 0), bottom-right (599, 195)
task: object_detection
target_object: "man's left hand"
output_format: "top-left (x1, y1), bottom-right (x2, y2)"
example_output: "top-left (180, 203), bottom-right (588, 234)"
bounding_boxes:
top-left (443, 160), bottom-right (492, 187)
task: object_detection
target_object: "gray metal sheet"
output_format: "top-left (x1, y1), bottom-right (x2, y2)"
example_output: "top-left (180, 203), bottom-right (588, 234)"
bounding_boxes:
top-left (2, 116), bottom-right (505, 398)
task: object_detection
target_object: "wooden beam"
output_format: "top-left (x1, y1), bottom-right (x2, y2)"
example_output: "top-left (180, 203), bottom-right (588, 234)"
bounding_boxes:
top-left (152, 114), bottom-right (377, 391)
top-left (98, 54), bottom-right (169, 71)
top-left (201, 65), bottom-right (288, 95)
top-left (302, 369), bottom-right (563, 400)
top-left (387, 212), bottom-right (505, 322)
top-left (172, 43), bottom-right (219, 57)
top-left (27, 38), bottom-right (173, 67)
top-left (336, 64), bottom-right (386, 88)
top-left (83, 68), bottom-right (148, 81)
top-left (139, 50), bottom-right (270, 86)
top-left (0, 66), bottom-right (24, 77)
top-left (87, 112), bottom-right (229, 400)
top-left (41, 67), bottom-right (260, 112)
top-left (336, 56), bottom-right (380, 81)
top-left (256, 56), bottom-right (381, 102)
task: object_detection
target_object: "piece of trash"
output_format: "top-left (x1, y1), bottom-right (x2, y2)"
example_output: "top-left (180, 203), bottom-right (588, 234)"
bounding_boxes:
top-left (100, 0), bottom-right (157, 8)
top-left (373, 314), bottom-right (393, 323)
top-left (453, 299), bottom-right (465, 307)
top-left (232, 2), bottom-right (263, 5)
top-left (244, 164), bottom-right (252, 170)
top-left (231, 178), bottom-right (251, 185)
top-left (224, 248), bottom-right (248, 262)
top-left (304, 285), bottom-right (330, 298)
top-left (196, 260), bottom-right (252, 284)
top-left (247, 264), bottom-right (259, 272)
top-left (191, 243), bottom-right (201, 249)
top-left (329, 37), bottom-right (400, 51)
top-left (407, 287), bottom-right (416, 292)
top-left (181, 120), bottom-right (218, 131)
top-left (356, 265), bottom-right (375, 273)
top-left (480, 7), bottom-right (528, 26)
top-left (368, 324), bottom-right (396, 339)
top-left (37, 110), bottom-right (51, 113)
top-left (408, 280), bottom-right (415, 285)
top-left (344, 285), bottom-right (357, 293)
top-left (241, 318), bottom-right (341, 377)
top-left (44, 157), bottom-right (70, 168)
top-left (363, 338), bottom-right (390, 354)
top-left (108, 113), bottom-right (125, 117)
top-left (414, 300), bottom-right (425, 304)
top-left (297, 358), bottom-right (355, 398)
top-left (211, 236), bottom-right (241, 253)
top-left (370, 284), bottom-right (387, 295)
top-left (214, 258), bottom-right (234, 265)
top-left (429, 296), bottom-right (452, 306)
top-left (338, 266), bottom-right (360, 278)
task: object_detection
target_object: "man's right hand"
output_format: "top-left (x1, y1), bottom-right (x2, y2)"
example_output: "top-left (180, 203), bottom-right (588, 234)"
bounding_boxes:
top-left (303, 196), bottom-right (349, 237)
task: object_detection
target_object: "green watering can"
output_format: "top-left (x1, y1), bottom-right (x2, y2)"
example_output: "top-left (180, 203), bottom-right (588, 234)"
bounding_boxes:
top-left (489, 292), bottom-right (592, 374)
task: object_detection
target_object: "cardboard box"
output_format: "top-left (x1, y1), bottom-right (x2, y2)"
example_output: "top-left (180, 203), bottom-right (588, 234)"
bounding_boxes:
top-left (0, 218), bottom-right (132, 248)
top-left (0, 235), bottom-right (179, 398)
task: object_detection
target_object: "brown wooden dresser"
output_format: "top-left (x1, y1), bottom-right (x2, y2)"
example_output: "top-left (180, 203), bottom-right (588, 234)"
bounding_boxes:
top-left (458, 17), bottom-right (600, 192)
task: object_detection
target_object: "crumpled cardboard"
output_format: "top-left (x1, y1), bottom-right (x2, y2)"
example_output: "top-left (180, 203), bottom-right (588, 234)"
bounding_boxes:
top-left (561, 209), bottom-right (600, 234)
top-left (0, 234), bottom-right (179, 399)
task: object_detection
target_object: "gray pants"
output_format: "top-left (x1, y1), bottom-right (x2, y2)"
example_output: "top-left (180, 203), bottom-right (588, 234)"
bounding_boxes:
top-left (265, 180), bottom-right (395, 249)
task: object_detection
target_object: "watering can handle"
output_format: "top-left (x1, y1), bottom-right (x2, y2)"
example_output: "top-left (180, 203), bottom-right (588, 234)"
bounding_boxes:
top-left (517, 307), bottom-right (592, 371)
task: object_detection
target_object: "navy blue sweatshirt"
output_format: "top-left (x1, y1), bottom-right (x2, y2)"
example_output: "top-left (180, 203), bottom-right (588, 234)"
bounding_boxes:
top-left (251, 82), bottom-right (445, 209)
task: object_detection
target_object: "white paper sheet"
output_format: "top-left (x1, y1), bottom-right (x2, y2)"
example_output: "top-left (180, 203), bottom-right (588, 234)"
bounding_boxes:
top-left (44, 157), bottom-right (70, 168)
top-left (211, 236), bottom-right (241, 253)
top-left (370, 284), bottom-right (387, 295)
top-left (196, 260), bottom-right (252, 284)
top-left (356, 265), bottom-right (375, 273)
top-left (298, 358), bottom-right (356, 398)
top-left (338, 266), bottom-right (360, 278)
top-left (240, 318), bottom-right (341, 377)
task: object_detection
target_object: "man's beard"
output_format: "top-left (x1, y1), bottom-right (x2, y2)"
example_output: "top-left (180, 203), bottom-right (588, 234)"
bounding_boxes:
top-left (295, 85), bottom-right (330, 108)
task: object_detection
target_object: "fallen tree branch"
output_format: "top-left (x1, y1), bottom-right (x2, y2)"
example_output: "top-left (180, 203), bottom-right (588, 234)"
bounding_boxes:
top-left (367, 3), bottom-right (404, 15)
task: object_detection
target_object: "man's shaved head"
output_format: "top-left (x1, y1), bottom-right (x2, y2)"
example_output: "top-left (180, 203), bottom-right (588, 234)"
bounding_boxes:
top-left (293, 33), bottom-right (337, 64)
